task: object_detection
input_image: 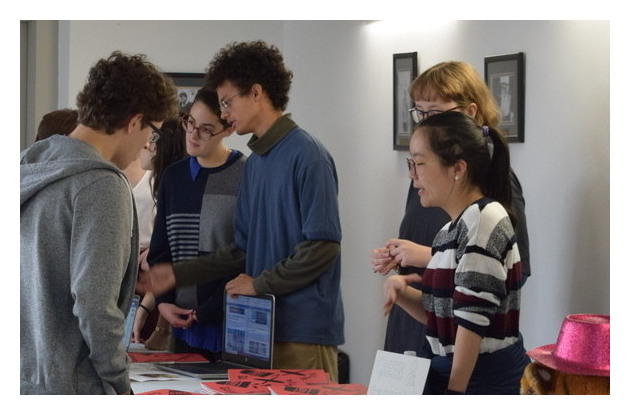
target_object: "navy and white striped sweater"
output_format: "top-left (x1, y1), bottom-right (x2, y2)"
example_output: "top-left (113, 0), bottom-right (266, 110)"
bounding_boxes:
top-left (148, 152), bottom-right (245, 324)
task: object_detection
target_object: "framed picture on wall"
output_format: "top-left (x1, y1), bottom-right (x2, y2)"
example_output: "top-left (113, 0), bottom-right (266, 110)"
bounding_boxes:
top-left (165, 72), bottom-right (205, 112)
top-left (393, 52), bottom-right (418, 150)
top-left (484, 52), bottom-right (525, 143)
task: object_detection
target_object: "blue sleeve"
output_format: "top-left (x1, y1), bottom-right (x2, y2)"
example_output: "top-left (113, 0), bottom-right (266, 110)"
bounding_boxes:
top-left (299, 156), bottom-right (341, 242)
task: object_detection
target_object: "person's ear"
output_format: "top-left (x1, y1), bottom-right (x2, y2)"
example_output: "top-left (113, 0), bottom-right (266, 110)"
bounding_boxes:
top-left (250, 83), bottom-right (263, 102)
top-left (463, 102), bottom-right (477, 119)
top-left (452, 160), bottom-right (468, 182)
top-left (125, 113), bottom-right (144, 134)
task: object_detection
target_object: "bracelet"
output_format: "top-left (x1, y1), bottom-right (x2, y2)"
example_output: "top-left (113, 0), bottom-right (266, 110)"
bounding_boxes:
top-left (154, 326), bottom-right (170, 334)
top-left (139, 304), bottom-right (152, 313)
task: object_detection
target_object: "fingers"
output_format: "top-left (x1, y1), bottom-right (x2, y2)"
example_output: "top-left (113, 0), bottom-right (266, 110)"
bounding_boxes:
top-left (402, 273), bottom-right (423, 284)
top-left (171, 312), bottom-right (194, 328)
top-left (371, 247), bottom-right (398, 274)
top-left (383, 301), bottom-right (393, 316)
top-left (385, 238), bottom-right (401, 247)
top-left (382, 287), bottom-right (398, 316)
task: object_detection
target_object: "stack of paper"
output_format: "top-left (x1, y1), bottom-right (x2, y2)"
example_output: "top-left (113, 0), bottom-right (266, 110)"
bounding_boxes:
top-left (201, 380), bottom-right (271, 395)
top-left (128, 352), bottom-right (208, 363)
top-left (200, 368), bottom-right (367, 395)
top-left (137, 389), bottom-right (201, 395)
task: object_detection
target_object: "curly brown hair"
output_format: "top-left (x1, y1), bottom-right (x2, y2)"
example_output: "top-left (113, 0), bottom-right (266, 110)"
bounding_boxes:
top-left (191, 87), bottom-right (231, 129)
top-left (204, 41), bottom-right (293, 111)
top-left (76, 51), bottom-right (179, 134)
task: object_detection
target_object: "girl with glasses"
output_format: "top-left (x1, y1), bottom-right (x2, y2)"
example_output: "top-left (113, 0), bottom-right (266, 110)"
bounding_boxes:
top-left (146, 87), bottom-right (246, 361)
top-left (371, 62), bottom-right (530, 368)
top-left (382, 111), bottom-right (529, 394)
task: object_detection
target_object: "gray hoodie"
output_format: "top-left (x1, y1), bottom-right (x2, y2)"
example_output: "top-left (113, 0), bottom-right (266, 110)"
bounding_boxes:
top-left (20, 135), bottom-right (138, 394)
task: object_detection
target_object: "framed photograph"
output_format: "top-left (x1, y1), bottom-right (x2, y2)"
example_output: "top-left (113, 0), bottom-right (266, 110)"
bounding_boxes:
top-left (393, 52), bottom-right (418, 150)
top-left (165, 72), bottom-right (205, 112)
top-left (484, 52), bottom-right (525, 143)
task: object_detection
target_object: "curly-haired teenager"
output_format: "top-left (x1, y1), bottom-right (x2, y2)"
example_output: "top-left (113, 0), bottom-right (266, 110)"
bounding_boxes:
top-left (145, 41), bottom-right (344, 381)
top-left (20, 51), bottom-right (179, 394)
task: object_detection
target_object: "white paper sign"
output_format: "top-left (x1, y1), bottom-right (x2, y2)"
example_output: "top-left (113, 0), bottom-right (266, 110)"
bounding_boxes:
top-left (367, 350), bottom-right (431, 395)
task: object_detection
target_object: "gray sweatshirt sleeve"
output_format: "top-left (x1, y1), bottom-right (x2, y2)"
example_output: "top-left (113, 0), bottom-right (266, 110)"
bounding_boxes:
top-left (69, 175), bottom-right (134, 394)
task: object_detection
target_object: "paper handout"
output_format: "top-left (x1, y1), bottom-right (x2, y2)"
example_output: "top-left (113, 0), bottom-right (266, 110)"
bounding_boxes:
top-left (367, 350), bottom-right (430, 395)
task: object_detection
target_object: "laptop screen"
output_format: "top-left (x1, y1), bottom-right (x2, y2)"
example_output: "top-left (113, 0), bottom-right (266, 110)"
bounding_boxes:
top-left (222, 293), bottom-right (275, 369)
top-left (123, 295), bottom-right (140, 351)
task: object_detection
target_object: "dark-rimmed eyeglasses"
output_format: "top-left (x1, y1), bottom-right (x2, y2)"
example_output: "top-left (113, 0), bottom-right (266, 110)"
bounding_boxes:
top-left (181, 114), bottom-right (225, 140)
top-left (406, 158), bottom-right (419, 178)
top-left (148, 122), bottom-right (162, 143)
top-left (408, 105), bottom-right (462, 124)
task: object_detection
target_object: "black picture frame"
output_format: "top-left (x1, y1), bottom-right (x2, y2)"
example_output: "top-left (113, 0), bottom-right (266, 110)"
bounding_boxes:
top-left (165, 72), bottom-right (205, 112)
top-left (393, 52), bottom-right (418, 150)
top-left (484, 52), bottom-right (525, 143)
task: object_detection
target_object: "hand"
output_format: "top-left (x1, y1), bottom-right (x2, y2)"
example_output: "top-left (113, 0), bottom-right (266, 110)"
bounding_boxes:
top-left (370, 247), bottom-right (398, 275)
top-left (225, 274), bottom-right (256, 296)
top-left (138, 248), bottom-right (150, 272)
top-left (131, 305), bottom-right (149, 343)
top-left (137, 263), bottom-right (176, 296)
top-left (157, 303), bottom-right (194, 328)
top-left (382, 274), bottom-right (408, 315)
top-left (386, 238), bottom-right (432, 269)
top-left (382, 273), bottom-right (422, 315)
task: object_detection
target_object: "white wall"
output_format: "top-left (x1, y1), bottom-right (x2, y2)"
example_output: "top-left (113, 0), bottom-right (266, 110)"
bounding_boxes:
top-left (56, 20), bottom-right (610, 386)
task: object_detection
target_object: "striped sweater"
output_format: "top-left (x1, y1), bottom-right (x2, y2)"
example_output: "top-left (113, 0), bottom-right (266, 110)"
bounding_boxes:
top-left (421, 198), bottom-right (522, 356)
top-left (149, 152), bottom-right (245, 329)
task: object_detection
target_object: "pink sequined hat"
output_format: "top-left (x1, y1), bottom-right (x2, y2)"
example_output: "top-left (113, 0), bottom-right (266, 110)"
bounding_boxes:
top-left (527, 314), bottom-right (610, 377)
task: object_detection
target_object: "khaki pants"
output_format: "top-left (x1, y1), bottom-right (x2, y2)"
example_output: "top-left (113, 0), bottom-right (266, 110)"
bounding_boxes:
top-left (273, 342), bottom-right (339, 383)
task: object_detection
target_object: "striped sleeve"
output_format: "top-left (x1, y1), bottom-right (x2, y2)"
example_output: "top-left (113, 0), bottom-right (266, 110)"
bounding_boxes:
top-left (453, 202), bottom-right (522, 349)
top-left (423, 200), bottom-right (522, 356)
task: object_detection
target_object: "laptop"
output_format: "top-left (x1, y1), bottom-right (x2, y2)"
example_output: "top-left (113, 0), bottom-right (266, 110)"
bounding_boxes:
top-left (156, 293), bottom-right (275, 380)
top-left (123, 295), bottom-right (140, 351)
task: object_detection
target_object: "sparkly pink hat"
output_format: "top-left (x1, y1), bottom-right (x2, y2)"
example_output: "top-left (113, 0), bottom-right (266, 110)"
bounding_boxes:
top-left (527, 314), bottom-right (610, 377)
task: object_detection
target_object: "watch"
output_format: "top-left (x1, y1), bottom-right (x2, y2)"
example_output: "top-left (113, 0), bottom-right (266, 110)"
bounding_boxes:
top-left (154, 326), bottom-right (171, 334)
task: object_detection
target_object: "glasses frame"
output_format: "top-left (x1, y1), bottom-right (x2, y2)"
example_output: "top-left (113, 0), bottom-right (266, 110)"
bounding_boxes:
top-left (219, 92), bottom-right (243, 113)
top-left (406, 158), bottom-right (419, 179)
top-left (408, 105), bottom-right (462, 125)
top-left (148, 122), bottom-right (162, 143)
top-left (181, 114), bottom-right (225, 141)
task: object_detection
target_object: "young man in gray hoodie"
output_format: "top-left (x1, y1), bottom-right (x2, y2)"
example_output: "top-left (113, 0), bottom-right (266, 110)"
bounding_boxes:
top-left (20, 51), bottom-right (179, 394)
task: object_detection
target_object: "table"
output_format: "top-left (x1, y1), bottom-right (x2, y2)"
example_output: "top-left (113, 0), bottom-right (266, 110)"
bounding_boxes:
top-left (130, 362), bottom-right (205, 394)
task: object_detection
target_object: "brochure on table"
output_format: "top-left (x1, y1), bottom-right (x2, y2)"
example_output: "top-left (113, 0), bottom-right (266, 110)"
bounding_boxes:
top-left (367, 350), bottom-right (431, 395)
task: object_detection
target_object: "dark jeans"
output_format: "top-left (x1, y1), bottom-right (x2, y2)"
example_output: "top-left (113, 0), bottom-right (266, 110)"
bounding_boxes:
top-left (423, 334), bottom-right (530, 395)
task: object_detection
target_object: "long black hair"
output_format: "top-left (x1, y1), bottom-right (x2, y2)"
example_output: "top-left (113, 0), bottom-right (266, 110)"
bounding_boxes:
top-left (151, 114), bottom-right (187, 200)
top-left (418, 111), bottom-right (515, 226)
